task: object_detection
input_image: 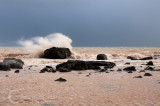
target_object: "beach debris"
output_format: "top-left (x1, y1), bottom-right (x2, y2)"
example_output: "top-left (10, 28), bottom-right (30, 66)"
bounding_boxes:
top-left (146, 61), bottom-right (154, 66)
top-left (97, 54), bottom-right (107, 60)
top-left (123, 66), bottom-right (136, 71)
top-left (40, 66), bottom-right (56, 73)
top-left (145, 66), bottom-right (154, 71)
top-left (56, 60), bottom-right (116, 71)
top-left (14, 70), bottom-right (20, 73)
top-left (144, 73), bottom-right (152, 76)
top-left (3, 58), bottom-right (24, 69)
top-left (55, 77), bottom-right (67, 82)
top-left (133, 76), bottom-right (143, 78)
top-left (0, 62), bottom-right (10, 71)
top-left (43, 47), bottom-right (71, 59)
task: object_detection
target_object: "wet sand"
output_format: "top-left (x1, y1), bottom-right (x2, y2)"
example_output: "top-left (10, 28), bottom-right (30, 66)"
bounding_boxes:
top-left (0, 47), bottom-right (160, 106)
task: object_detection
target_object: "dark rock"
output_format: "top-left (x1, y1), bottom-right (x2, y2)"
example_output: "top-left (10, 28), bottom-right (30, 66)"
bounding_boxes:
top-left (146, 61), bottom-right (154, 66)
top-left (14, 70), bottom-right (19, 73)
top-left (139, 57), bottom-right (153, 60)
top-left (46, 66), bottom-right (53, 68)
top-left (145, 66), bottom-right (154, 71)
top-left (3, 58), bottom-right (24, 69)
top-left (127, 56), bottom-right (138, 60)
top-left (55, 77), bottom-right (67, 82)
top-left (0, 62), bottom-right (10, 71)
top-left (144, 73), bottom-right (152, 76)
top-left (106, 71), bottom-right (110, 73)
top-left (97, 54), bottom-right (107, 60)
top-left (123, 66), bottom-right (136, 71)
top-left (43, 47), bottom-right (71, 59)
top-left (133, 76), bottom-right (143, 78)
top-left (117, 69), bottom-right (122, 71)
top-left (56, 60), bottom-right (116, 71)
top-left (125, 62), bottom-right (130, 65)
top-left (110, 70), bottom-right (114, 71)
top-left (139, 70), bottom-right (145, 73)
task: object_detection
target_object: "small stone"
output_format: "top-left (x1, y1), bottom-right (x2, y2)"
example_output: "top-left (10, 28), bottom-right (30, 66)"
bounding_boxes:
top-left (133, 76), bottom-right (143, 78)
top-left (144, 73), bottom-right (152, 76)
top-left (125, 62), bottom-right (130, 65)
top-left (5, 75), bottom-right (9, 77)
top-left (55, 77), bottom-right (67, 82)
top-left (139, 70), bottom-right (145, 73)
top-left (14, 70), bottom-right (19, 73)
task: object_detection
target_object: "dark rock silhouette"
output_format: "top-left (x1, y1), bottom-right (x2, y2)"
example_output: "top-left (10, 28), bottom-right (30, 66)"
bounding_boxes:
top-left (14, 70), bottom-right (20, 73)
top-left (123, 66), bottom-right (136, 71)
top-left (146, 61), bottom-right (154, 66)
top-left (3, 58), bottom-right (24, 69)
top-left (127, 56), bottom-right (138, 60)
top-left (56, 60), bottom-right (116, 71)
top-left (139, 57), bottom-right (153, 60)
top-left (97, 54), bottom-right (107, 60)
top-left (43, 47), bottom-right (71, 59)
top-left (144, 73), bottom-right (152, 76)
top-left (55, 77), bottom-right (67, 82)
top-left (133, 76), bottom-right (143, 78)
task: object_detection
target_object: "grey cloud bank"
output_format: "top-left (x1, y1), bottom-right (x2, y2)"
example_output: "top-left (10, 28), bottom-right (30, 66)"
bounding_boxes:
top-left (0, 0), bottom-right (160, 47)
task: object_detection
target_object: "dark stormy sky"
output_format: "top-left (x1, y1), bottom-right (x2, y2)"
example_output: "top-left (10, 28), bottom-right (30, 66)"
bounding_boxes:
top-left (0, 0), bottom-right (160, 47)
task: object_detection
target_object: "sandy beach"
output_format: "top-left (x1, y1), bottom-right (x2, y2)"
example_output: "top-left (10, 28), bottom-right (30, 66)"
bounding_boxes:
top-left (0, 47), bottom-right (160, 106)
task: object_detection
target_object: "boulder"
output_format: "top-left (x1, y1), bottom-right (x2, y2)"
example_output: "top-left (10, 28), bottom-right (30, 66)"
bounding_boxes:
top-left (43, 47), bottom-right (71, 59)
top-left (56, 60), bottom-right (116, 71)
top-left (146, 61), bottom-right (154, 66)
top-left (3, 58), bottom-right (24, 69)
top-left (127, 56), bottom-right (138, 60)
top-left (123, 66), bottom-right (136, 71)
top-left (97, 54), bottom-right (107, 60)
top-left (0, 62), bottom-right (10, 71)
